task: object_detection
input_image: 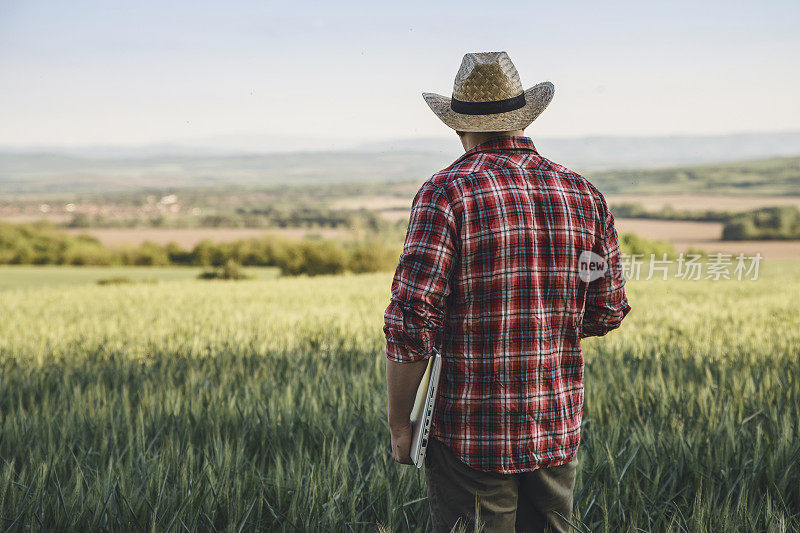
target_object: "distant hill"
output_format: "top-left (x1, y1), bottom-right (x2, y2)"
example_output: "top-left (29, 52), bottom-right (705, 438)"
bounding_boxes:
top-left (0, 151), bottom-right (449, 194)
top-left (357, 131), bottom-right (800, 170)
top-left (590, 156), bottom-right (800, 195)
top-left (22, 130), bottom-right (797, 169)
top-left (1, 131), bottom-right (799, 196)
top-left (5, 129), bottom-right (800, 164)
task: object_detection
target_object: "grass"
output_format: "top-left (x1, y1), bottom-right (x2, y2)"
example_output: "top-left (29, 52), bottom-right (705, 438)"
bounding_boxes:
top-left (0, 262), bottom-right (798, 530)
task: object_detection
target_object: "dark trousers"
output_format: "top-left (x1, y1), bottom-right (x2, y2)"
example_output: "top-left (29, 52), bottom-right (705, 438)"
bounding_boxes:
top-left (424, 437), bottom-right (578, 533)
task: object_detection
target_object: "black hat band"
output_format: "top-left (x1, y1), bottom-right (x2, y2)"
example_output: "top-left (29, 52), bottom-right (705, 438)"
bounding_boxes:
top-left (450, 92), bottom-right (526, 115)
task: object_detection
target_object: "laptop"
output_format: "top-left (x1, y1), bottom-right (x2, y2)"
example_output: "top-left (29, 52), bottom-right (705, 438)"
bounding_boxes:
top-left (409, 346), bottom-right (443, 468)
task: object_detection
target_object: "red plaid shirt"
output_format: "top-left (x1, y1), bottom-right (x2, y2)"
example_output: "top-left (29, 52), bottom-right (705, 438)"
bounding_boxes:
top-left (384, 135), bottom-right (631, 473)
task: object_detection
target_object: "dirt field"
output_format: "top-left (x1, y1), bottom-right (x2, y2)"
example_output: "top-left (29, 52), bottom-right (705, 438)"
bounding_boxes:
top-left (378, 208), bottom-right (412, 223)
top-left (614, 219), bottom-right (723, 242)
top-left (613, 218), bottom-right (799, 260)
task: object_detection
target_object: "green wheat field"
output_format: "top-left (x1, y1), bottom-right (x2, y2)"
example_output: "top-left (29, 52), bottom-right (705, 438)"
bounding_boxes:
top-left (0, 262), bottom-right (798, 531)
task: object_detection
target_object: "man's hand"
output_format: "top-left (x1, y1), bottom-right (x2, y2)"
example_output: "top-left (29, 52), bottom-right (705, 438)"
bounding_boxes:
top-left (390, 422), bottom-right (414, 464)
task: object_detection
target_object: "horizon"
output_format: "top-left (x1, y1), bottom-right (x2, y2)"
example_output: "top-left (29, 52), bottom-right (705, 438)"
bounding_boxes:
top-left (4, 129), bottom-right (800, 157)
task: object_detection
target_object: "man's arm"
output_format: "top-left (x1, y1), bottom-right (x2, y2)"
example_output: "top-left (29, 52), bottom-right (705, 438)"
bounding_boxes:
top-left (386, 358), bottom-right (429, 464)
top-left (582, 207), bottom-right (631, 337)
top-left (383, 181), bottom-right (458, 464)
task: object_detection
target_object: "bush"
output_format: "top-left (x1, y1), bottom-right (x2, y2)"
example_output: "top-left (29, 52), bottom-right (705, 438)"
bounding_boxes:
top-left (610, 202), bottom-right (734, 222)
top-left (346, 241), bottom-right (401, 273)
top-left (63, 237), bottom-right (119, 266)
top-left (722, 219), bottom-right (756, 240)
top-left (192, 239), bottom-right (227, 266)
top-left (0, 221), bottom-right (116, 265)
top-left (619, 233), bottom-right (677, 259)
top-left (119, 241), bottom-right (170, 266)
top-left (275, 241), bottom-right (346, 276)
top-left (198, 259), bottom-right (252, 280)
top-left (165, 241), bottom-right (193, 265)
top-left (722, 206), bottom-right (800, 240)
top-left (96, 277), bottom-right (134, 285)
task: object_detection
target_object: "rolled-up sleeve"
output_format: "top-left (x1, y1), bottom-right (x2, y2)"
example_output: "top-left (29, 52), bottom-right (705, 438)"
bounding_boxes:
top-left (581, 207), bottom-right (632, 338)
top-left (383, 181), bottom-right (458, 363)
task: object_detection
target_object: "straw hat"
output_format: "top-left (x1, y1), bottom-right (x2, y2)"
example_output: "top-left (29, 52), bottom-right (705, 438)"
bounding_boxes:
top-left (423, 51), bottom-right (554, 132)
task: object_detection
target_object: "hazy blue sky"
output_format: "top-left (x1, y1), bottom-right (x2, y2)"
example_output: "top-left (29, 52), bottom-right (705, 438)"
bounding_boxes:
top-left (1, 0), bottom-right (798, 148)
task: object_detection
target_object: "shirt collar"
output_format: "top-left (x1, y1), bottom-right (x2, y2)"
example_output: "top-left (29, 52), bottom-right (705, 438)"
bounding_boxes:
top-left (459, 135), bottom-right (538, 161)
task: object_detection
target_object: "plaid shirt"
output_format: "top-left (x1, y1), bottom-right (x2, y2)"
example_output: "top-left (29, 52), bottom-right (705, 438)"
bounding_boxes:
top-left (384, 135), bottom-right (631, 473)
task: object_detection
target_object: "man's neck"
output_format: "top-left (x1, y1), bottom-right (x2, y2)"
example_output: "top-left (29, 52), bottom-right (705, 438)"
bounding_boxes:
top-left (458, 130), bottom-right (525, 152)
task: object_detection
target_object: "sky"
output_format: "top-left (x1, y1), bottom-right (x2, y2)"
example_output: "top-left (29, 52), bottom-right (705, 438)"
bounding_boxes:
top-left (1, 0), bottom-right (799, 149)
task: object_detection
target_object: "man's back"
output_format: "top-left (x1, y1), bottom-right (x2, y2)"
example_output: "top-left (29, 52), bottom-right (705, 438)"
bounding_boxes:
top-left (384, 135), bottom-right (631, 473)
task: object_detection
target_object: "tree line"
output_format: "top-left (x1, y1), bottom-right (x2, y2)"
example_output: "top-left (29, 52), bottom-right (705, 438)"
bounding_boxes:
top-left (0, 221), bottom-right (400, 276)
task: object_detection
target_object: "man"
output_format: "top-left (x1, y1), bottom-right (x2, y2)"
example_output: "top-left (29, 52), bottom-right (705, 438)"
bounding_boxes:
top-left (384, 51), bottom-right (631, 532)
